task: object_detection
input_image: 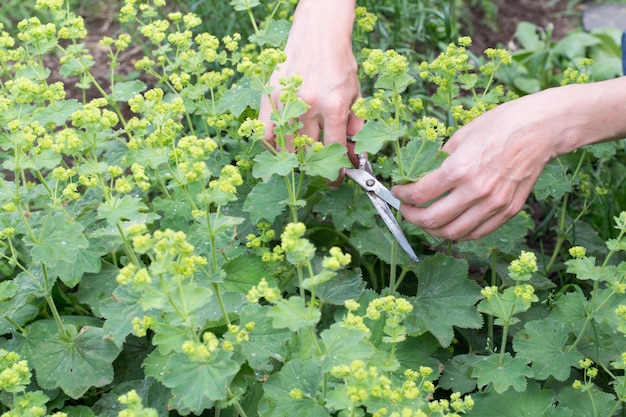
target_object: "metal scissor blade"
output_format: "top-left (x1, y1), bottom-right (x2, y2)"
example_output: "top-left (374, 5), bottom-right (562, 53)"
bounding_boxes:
top-left (345, 168), bottom-right (401, 210)
top-left (366, 192), bottom-right (419, 263)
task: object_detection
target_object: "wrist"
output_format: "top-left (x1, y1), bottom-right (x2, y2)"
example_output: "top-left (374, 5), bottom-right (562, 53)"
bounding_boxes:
top-left (291, 0), bottom-right (356, 42)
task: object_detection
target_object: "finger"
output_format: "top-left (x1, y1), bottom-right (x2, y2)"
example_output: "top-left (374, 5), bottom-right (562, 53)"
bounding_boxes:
top-left (392, 163), bottom-right (458, 208)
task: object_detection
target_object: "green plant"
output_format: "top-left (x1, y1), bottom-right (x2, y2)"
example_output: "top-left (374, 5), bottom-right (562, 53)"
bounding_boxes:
top-left (498, 21), bottom-right (623, 94)
top-left (2, 1), bottom-right (626, 417)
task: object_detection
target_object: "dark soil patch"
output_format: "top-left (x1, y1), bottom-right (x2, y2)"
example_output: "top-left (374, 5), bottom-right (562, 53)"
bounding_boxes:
top-left (467, 0), bottom-right (582, 54)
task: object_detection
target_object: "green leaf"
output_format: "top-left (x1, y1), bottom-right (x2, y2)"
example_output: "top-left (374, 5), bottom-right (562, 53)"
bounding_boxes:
top-left (258, 359), bottom-right (328, 417)
top-left (477, 286), bottom-right (534, 326)
top-left (301, 143), bottom-right (351, 181)
top-left (36, 99), bottom-right (82, 126)
top-left (97, 195), bottom-right (149, 226)
top-left (438, 353), bottom-right (481, 394)
top-left (101, 285), bottom-right (147, 346)
top-left (534, 160), bottom-right (573, 201)
top-left (267, 296), bottom-right (321, 331)
top-left (158, 350), bottom-right (240, 415)
top-left (515, 22), bottom-right (541, 50)
top-left (229, 0), bottom-right (260, 11)
top-left (393, 137), bottom-right (447, 184)
top-left (249, 19), bottom-right (291, 47)
top-left (467, 382), bottom-right (566, 417)
top-left (31, 326), bottom-right (121, 399)
top-left (76, 262), bottom-right (128, 318)
top-left (565, 256), bottom-right (608, 281)
top-left (353, 120), bottom-right (407, 154)
top-left (455, 212), bottom-right (534, 260)
top-left (557, 386), bottom-right (617, 417)
top-left (217, 78), bottom-right (261, 115)
top-left (313, 183), bottom-right (377, 231)
top-left (26, 214), bottom-right (88, 267)
top-left (240, 304), bottom-right (291, 373)
top-left (406, 254), bottom-right (483, 347)
top-left (243, 176), bottom-right (290, 223)
top-left (48, 243), bottom-right (103, 288)
top-left (513, 318), bottom-right (583, 381)
top-left (319, 324), bottom-right (373, 371)
top-left (252, 150), bottom-right (299, 179)
top-left (221, 255), bottom-right (275, 293)
top-left (109, 80), bottom-right (147, 102)
top-left (472, 353), bottom-right (532, 393)
top-left (315, 268), bottom-right (366, 306)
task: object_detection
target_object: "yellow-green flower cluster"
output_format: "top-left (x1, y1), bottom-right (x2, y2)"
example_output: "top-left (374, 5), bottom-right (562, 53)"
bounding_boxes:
top-left (366, 295), bottom-right (413, 321)
top-left (131, 315), bottom-right (156, 337)
top-left (16, 17), bottom-right (56, 45)
top-left (116, 264), bottom-right (152, 286)
top-left (57, 15), bottom-right (88, 40)
top-left (508, 250), bottom-right (538, 281)
top-left (246, 277), bottom-right (282, 304)
top-left (352, 90), bottom-right (386, 120)
top-left (280, 222), bottom-right (316, 265)
top-left (0, 349), bottom-right (31, 393)
top-left (208, 164), bottom-right (243, 196)
top-left (181, 331), bottom-right (224, 362)
top-left (172, 135), bottom-right (218, 182)
top-left (0, 227), bottom-right (15, 240)
top-left (480, 285), bottom-right (498, 300)
top-left (329, 361), bottom-right (440, 415)
top-left (237, 48), bottom-right (286, 80)
top-left (35, 0), bottom-right (63, 10)
top-left (513, 284), bottom-right (535, 302)
top-left (71, 98), bottom-right (119, 130)
top-left (321, 246), bottom-right (351, 270)
top-left (415, 116), bottom-right (449, 142)
top-left (479, 48), bottom-right (512, 77)
top-left (568, 246), bottom-right (586, 259)
top-left (117, 389), bottom-right (158, 417)
top-left (428, 392), bottom-right (474, 415)
top-left (355, 7), bottom-right (377, 32)
top-left (363, 48), bottom-right (409, 78)
top-left (418, 38), bottom-right (474, 90)
top-left (572, 358), bottom-right (599, 392)
top-left (561, 59), bottom-right (592, 86)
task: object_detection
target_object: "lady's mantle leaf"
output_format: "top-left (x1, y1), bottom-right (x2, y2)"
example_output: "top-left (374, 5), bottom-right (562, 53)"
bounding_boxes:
top-left (513, 318), bottom-right (583, 381)
top-left (258, 359), bottom-right (328, 417)
top-left (353, 120), bottom-right (407, 155)
top-left (243, 176), bottom-right (290, 223)
top-left (31, 326), bottom-right (122, 399)
top-left (267, 296), bottom-right (321, 331)
top-left (472, 353), bottom-right (533, 393)
top-left (252, 151), bottom-right (298, 179)
top-left (25, 214), bottom-right (88, 267)
top-left (393, 137), bottom-right (447, 184)
top-left (467, 382), bottom-right (566, 417)
top-left (406, 253), bottom-right (483, 347)
top-left (240, 304), bottom-right (291, 372)
top-left (300, 143), bottom-right (351, 181)
top-left (156, 350), bottom-right (240, 415)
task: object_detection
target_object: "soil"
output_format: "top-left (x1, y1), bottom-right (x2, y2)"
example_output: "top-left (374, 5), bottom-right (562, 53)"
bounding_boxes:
top-left (467, 0), bottom-right (583, 54)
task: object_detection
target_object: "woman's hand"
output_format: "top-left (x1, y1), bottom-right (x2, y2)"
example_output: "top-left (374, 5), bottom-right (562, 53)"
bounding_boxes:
top-left (258, 0), bottom-right (363, 151)
top-left (393, 78), bottom-right (626, 240)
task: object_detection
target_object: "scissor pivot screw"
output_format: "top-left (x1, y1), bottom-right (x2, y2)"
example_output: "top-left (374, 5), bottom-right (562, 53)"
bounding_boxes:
top-left (366, 179), bottom-right (375, 187)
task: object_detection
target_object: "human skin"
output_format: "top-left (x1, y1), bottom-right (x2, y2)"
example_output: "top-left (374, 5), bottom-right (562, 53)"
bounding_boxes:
top-left (392, 76), bottom-right (626, 241)
top-left (258, 0), bottom-right (363, 155)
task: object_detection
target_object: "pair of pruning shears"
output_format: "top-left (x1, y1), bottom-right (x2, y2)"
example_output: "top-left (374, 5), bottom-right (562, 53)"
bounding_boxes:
top-left (345, 152), bottom-right (420, 263)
